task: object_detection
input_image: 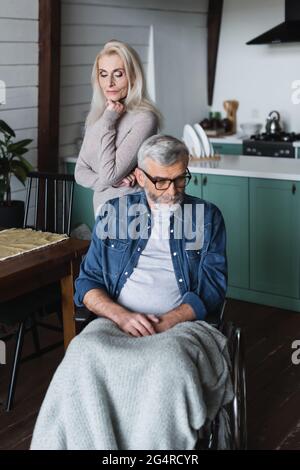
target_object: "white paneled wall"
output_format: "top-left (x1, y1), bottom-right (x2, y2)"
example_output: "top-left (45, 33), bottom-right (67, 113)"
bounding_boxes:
top-left (62, 0), bottom-right (208, 12)
top-left (0, 0), bottom-right (38, 209)
top-left (60, 0), bottom-right (208, 160)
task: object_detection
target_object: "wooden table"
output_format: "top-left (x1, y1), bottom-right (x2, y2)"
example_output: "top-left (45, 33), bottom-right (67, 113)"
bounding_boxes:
top-left (0, 237), bottom-right (90, 350)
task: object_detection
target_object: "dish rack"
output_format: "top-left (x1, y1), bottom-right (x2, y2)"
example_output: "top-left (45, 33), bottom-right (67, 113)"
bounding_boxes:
top-left (189, 154), bottom-right (221, 161)
top-left (188, 154), bottom-right (221, 169)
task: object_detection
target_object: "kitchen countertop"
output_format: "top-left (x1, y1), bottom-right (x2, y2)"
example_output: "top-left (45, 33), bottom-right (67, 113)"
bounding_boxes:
top-left (188, 155), bottom-right (300, 181)
top-left (65, 154), bottom-right (300, 181)
top-left (64, 156), bottom-right (78, 163)
top-left (209, 134), bottom-right (243, 144)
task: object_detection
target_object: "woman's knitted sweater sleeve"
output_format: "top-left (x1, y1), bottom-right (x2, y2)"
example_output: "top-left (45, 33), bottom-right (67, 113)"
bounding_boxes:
top-left (75, 109), bottom-right (158, 191)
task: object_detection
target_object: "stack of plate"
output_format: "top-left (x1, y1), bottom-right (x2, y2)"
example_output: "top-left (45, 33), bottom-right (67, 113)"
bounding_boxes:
top-left (183, 123), bottom-right (214, 158)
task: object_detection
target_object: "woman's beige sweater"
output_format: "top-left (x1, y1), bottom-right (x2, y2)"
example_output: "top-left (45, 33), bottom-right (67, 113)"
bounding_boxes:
top-left (74, 108), bottom-right (158, 215)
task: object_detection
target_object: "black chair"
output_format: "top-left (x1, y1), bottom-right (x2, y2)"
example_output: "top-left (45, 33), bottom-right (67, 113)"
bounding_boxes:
top-left (0, 171), bottom-right (75, 411)
top-left (23, 171), bottom-right (74, 234)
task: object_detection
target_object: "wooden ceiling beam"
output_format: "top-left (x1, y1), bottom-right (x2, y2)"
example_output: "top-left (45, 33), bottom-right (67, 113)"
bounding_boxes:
top-left (38, 0), bottom-right (61, 172)
top-left (207, 0), bottom-right (224, 106)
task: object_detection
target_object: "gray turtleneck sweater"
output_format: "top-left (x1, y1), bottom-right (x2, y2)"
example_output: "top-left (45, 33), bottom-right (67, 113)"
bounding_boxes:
top-left (74, 108), bottom-right (158, 215)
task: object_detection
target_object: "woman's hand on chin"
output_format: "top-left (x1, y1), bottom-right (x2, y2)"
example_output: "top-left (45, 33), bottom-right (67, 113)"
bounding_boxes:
top-left (106, 99), bottom-right (125, 115)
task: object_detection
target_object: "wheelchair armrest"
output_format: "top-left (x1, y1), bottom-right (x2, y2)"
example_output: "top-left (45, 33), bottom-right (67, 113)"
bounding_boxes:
top-left (74, 306), bottom-right (97, 323)
top-left (205, 299), bottom-right (227, 329)
top-left (205, 312), bottom-right (220, 329)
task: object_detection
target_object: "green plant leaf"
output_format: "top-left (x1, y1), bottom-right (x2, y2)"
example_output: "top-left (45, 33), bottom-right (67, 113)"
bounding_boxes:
top-left (18, 155), bottom-right (33, 171)
top-left (0, 179), bottom-right (7, 202)
top-left (0, 159), bottom-right (10, 173)
top-left (7, 139), bottom-right (33, 152)
top-left (10, 163), bottom-right (27, 185)
top-left (0, 121), bottom-right (33, 200)
top-left (9, 147), bottom-right (29, 156)
top-left (0, 120), bottom-right (15, 138)
top-left (11, 159), bottom-right (32, 174)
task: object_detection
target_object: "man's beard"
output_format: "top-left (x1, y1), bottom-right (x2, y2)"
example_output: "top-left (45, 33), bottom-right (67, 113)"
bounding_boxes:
top-left (145, 188), bottom-right (184, 206)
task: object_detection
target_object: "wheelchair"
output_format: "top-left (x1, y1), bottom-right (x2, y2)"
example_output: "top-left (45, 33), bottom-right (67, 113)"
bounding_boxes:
top-left (75, 299), bottom-right (247, 450)
top-left (200, 300), bottom-right (247, 450)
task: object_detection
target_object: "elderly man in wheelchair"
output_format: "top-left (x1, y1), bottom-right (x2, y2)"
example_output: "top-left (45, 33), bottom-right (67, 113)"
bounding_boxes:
top-left (30, 135), bottom-right (246, 450)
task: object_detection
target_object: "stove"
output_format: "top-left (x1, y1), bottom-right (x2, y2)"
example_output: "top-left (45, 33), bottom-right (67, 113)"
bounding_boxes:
top-left (243, 132), bottom-right (300, 158)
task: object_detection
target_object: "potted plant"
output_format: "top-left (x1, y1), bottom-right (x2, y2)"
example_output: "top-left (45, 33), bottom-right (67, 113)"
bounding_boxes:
top-left (0, 119), bottom-right (33, 228)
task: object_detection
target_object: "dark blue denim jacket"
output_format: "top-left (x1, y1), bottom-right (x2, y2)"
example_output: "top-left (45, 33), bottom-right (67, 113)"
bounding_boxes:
top-left (74, 191), bottom-right (227, 320)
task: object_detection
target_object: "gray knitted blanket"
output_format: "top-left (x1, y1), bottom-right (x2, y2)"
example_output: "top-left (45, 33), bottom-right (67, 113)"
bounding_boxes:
top-left (31, 318), bottom-right (233, 450)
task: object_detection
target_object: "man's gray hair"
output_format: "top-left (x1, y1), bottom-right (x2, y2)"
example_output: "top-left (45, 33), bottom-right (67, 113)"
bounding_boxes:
top-left (137, 134), bottom-right (189, 170)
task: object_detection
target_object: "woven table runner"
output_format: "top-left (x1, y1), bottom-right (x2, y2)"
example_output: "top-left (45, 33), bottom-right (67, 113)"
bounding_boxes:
top-left (0, 228), bottom-right (68, 261)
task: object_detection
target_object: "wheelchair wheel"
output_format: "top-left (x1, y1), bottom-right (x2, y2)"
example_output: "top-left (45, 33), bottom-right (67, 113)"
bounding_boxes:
top-left (196, 320), bottom-right (247, 451)
top-left (232, 327), bottom-right (247, 450)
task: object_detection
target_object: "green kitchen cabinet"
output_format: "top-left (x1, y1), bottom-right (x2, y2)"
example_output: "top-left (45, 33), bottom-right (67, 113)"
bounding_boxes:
top-left (202, 175), bottom-right (249, 289)
top-left (66, 162), bottom-right (95, 231)
top-left (187, 173), bottom-right (249, 289)
top-left (250, 178), bottom-right (300, 298)
top-left (187, 171), bottom-right (300, 311)
top-left (212, 143), bottom-right (243, 156)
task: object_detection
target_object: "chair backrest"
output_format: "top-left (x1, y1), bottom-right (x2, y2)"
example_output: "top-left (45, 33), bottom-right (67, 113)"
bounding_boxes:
top-left (23, 171), bottom-right (75, 236)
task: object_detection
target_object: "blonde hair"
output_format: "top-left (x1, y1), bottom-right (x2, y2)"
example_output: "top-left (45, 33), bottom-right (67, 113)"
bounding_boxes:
top-left (85, 40), bottom-right (162, 128)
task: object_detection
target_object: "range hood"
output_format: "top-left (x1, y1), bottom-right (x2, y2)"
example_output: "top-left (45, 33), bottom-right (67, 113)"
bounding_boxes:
top-left (247, 0), bottom-right (300, 45)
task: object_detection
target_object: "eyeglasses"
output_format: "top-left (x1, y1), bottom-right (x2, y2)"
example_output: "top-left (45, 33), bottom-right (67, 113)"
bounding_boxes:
top-left (140, 168), bottom-right (191, 190)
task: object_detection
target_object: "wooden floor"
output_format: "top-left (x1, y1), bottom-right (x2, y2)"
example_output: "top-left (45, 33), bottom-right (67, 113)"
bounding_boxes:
top-left (0, 298), bottom-right (300, 450)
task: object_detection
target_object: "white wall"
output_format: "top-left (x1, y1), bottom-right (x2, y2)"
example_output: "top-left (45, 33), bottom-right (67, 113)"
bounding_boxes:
top-left (60, 0), bottom-right (208, 160)
top-left (0, 0), bottom-right (38, 204)
top-left (0, 0), bottom-right (38, 200)
top-left (212, 0), bottom-right (300, 132)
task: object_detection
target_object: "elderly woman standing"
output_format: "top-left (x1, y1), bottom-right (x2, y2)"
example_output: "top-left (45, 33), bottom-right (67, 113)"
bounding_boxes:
top-left (75, 40), bottom-right (161, 217)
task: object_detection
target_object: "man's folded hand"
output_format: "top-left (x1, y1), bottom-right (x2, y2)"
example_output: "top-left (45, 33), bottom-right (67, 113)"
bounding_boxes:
top-left (115, 312), bottom-right (160, 337)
